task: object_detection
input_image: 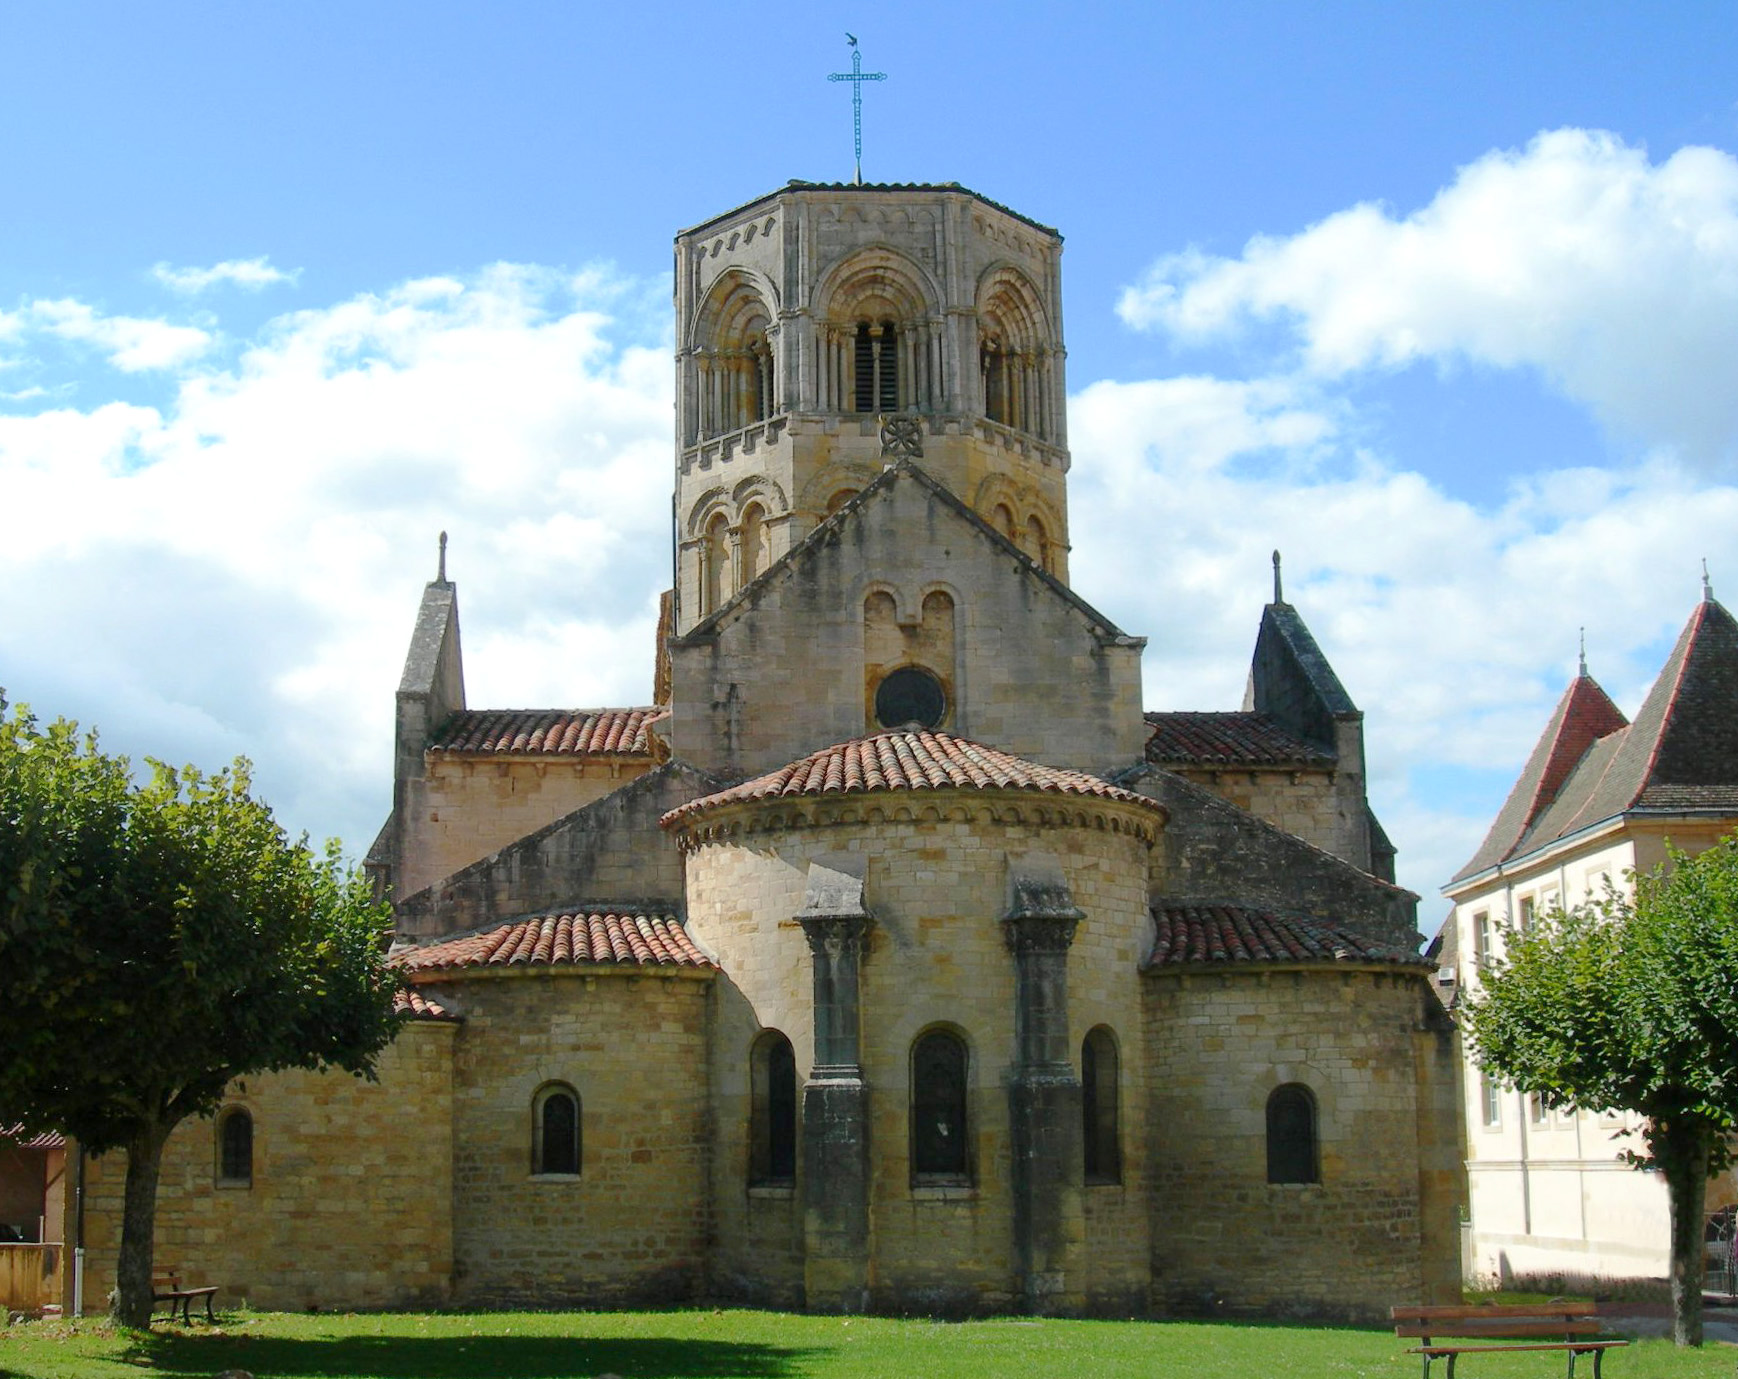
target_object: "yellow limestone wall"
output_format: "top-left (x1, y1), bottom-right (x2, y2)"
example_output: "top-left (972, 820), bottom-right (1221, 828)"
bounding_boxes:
top-left (74, 1022), bottom-right (456, 1312)
top-left (682, 795), bottom-right (1156, 1312)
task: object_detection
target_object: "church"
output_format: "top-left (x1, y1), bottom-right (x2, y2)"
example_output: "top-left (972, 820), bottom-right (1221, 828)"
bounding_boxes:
top-left (66, 181), bottom-right (1462, 1320)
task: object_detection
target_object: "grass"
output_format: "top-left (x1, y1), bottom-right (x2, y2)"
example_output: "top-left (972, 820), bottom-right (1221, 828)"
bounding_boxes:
top-left (1, 1308), bottom-right (1733, 1379)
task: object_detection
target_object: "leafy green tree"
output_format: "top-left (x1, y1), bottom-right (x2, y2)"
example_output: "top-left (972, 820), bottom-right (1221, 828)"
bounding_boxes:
top-left (1467, 837), bottom-right (1738, 1347)
top-left (0, 700), bottom-right (401, 1327)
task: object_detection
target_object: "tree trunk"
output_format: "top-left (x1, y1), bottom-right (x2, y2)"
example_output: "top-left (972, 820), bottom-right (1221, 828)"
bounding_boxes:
top-left (1663, 1125), bottom-right (1710, 1347)
top-left (110, 1121), bottom-right (171, 1328)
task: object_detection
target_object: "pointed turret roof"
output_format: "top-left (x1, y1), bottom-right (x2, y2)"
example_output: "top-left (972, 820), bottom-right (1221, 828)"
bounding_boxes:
top-left (1451, 597), bottom-right (1738, 884)
top-left (1451, 671), bottom-right (1628, 882)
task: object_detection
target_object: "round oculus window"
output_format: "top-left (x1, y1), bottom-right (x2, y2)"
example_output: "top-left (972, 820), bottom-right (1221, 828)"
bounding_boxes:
top-left (874, 665), bottom-right (947, 730)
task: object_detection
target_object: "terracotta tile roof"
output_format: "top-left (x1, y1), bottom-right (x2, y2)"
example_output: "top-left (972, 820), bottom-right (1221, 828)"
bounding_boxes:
top-left (393, 987), bottom-right (460, 1022)
top-left (427, 708), bottom-right (667, 757)
top-left (0, 1124), bottom-right (65, 1151)
top-left (1148, 904), bottom-right (1429, 970)
top-left (662, 728), bottom-right (1159, 825)
top-left (1454, 598), bottom-right (1738, 882)
top-left (1145, 711), bottom-right (1334, 767)
top-left (397, 909), bottom-right (714, 973)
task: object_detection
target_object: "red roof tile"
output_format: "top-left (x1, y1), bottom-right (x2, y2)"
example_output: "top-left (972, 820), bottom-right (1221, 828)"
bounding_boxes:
top-left (0, 1124), bottom-right (66, 1151)
top-left (427, 708), bottom-right (667, 757)
top-left (1145, 711), bottom-right (1333, 767)
top-left (1148, 904), bottom-right (1428, 970)
top-left (662, 728), bottom-right (1159, 825)
top-left (393, 987), bottom-right (460, 1022)
top-left (398, 910), bottom-right (714, 973)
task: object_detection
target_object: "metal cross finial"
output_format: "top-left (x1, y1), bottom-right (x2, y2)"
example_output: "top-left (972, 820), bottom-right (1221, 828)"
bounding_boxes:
top-left (1704, 557), bottom-right (1714, 602)
top-left (1272, 550), bottom-right (1283, 604)
top-left (828, 35), bottom-right (886, 186)
top-left (438, 530), bottom-right (448, 583)
top-left (1579, 626), bottom-right (1587, 677)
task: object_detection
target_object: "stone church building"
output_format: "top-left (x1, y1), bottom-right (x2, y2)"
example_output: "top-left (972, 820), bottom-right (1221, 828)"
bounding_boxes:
top-left (69, 182), bottom-right (1461, 1319)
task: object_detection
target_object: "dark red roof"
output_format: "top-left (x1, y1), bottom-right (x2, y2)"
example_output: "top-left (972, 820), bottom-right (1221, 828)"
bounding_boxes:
top-left (1145, 711), bottom-right (1333, 767)
top-left (393, 987), bottom-right (460, 1022)
top-left (1148, 904), bottom-right (1428, 970)
top-left (662, 728), bottom-right (1158, 825)
top-left (427, 708), bottom-right (667, 757)
top-left (398, 910), bottom-right (714, 973)
top-left (1454, 599), bottom-right (1738, 882)
top-left (0, 1125), bottom-right (65, 1151)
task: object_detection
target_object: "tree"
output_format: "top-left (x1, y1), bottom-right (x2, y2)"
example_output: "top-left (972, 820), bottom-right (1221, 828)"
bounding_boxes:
top-left (1467, 837), bottom-right (1738, 1347)
top-left (0, 701), bottom-right (402, 1326)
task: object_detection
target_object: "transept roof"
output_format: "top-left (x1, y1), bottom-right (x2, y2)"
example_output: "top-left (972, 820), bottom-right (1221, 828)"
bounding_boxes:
top-left (1147, 904), bottom-right (1430, 970)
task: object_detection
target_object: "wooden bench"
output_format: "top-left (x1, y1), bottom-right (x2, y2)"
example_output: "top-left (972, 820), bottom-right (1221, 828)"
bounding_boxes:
top-left (151, 1269), bottom-right (218, 1324)
top-left (1392, 1303), bottom-right (1628, 1379)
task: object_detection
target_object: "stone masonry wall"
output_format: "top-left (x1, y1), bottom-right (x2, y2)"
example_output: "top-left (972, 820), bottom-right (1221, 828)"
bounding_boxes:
top-left (399, 756), bottom-right (654, 898)
top-left (1142, 968), bottom-right (1438, 1321)
top-left (683, 802), bottom-right (1154, 1313)
top-left (75, 1022), bottom-right (456, 1312)
top-left (435, 969), bottom-right (713, 1307)
top-left (1166, 767), bottom-right (1342, 865)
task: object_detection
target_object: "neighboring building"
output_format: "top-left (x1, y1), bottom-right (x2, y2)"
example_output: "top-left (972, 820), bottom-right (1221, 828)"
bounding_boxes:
top-left (66, 181), bottom-right (1461, 1320)
top-left (1444, 587), bottom-right (1738, 1286)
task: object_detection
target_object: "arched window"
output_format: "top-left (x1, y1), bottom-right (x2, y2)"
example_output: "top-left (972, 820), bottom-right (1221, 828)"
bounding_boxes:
top-left (981, 336), bottom-right (1012, 427)
top-left (1024, 514), bottom-right (1050, 572)
top-left (911, 1029), bottom-right (969, 1184)
top-left (991, 503), bottom-right (1017, 541)
top-left (825, 488), bottom-right (860, 516)
top-left (854, 321), bottom-right (899, 413)
top-left (217, 1108), bottom-right (252, 1186)
top-left (703, 512), bottom-right (731, 614)
top-left (1082, 1027), bottom-right (1121, 1185)
top-left (1266, 1083), bottom-right (1318, 1184)
top-left (533, 1083), bottom-right (581, 1176)
top-left (750, 1031), bottom-right (797, 1186)
top-left (740, 503), bottom-right (767, 584)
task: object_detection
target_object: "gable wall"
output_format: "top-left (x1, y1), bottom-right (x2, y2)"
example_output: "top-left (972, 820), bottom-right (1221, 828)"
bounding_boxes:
top-left (670, 475), bottom-right (1144, 780)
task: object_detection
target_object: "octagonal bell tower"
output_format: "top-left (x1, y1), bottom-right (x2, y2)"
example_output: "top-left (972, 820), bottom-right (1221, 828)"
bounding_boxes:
top-left (672, 182), bottom-right (1070, 634)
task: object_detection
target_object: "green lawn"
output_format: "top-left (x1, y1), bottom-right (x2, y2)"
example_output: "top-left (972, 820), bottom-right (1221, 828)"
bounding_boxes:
top-left (0, 1309), bottom-right (1730, 1379)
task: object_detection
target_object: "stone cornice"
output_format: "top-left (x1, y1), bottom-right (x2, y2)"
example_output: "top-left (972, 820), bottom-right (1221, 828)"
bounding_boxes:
top-left (666, 787), bottom-right (1159, 853)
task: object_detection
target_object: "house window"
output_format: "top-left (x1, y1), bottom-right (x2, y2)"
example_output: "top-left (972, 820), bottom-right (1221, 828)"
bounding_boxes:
top-left (1518, 896), bottom-right (1535, 933)
top-left (1265, 1083), bottom-right (1319, 1185)
top-left (750, 1031), bottom-right (797, 1186)
top-left (1082, 1027), bottom-right (1121, 1185)
top-left (911, 1029), bottom-right (969, 1184)
top-left (1474, 911), bottom-right (1493, 969)
top-left (217, 1108), bottom-right (252, 1186)
top-left (533, 1083), bottom-right (581, 1176)
top-left (1481, 1074), bottom-right (1502, 1128)
top-left (1529, 1091), bottom-right (1548, 1125)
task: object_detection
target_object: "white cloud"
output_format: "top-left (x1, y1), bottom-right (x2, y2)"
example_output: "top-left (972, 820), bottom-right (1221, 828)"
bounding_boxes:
top-left (26, 299), bottom-right (212, 372)
top-left (1118, 129), bottom-right (1738, 467)
top-left (152, 256), bottom-right (299, 294)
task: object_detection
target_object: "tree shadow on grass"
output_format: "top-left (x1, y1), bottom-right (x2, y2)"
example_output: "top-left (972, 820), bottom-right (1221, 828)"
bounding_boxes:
top-left (124, 1331), bottom-right (815, 1379)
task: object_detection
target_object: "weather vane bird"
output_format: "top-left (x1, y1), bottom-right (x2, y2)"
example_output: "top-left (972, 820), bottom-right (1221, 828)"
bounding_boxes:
top-left (828, 35), bottom-right (886, 185)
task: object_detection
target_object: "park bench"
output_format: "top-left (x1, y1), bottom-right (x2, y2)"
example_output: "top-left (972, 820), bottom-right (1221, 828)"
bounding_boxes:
top-left (151, 1268), bottom-right (218, 1324)
top-left (1392, 1302), bottom-right (1628, 1379)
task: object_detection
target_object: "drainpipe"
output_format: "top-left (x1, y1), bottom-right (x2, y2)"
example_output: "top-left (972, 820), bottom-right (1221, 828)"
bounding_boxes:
top-left (71, 1144), bottom-right (85, 1318)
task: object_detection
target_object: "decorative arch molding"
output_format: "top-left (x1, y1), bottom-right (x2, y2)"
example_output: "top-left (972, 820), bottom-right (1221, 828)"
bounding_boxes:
top-left (811, 245), bottom-right (945, 415)
top-left (690, 268), bottom-right (779, 439)
top-left (971, 475), bottom-right (1065, 573)
top-left (975, 261), bottom-right (1053, 351)
top-left (797, 462), bottom-right (880, 519)
top-left (685, 486), bottom-right (733, 538)
top-left (729, 473), bottom-right (790, 513)
top-left (976, 262), bottom-right (1060, 440)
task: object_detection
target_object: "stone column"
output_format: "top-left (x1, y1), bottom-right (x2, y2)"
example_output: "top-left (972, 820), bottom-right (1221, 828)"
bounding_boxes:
top-left (1003, 860), bottom-right (1086, 1314)
top-left (797, 859), bottom-right (872, 1312)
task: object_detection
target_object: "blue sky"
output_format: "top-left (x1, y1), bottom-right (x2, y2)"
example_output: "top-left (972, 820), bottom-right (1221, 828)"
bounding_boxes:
top-left (3, 2), bottom-right (1736, 914)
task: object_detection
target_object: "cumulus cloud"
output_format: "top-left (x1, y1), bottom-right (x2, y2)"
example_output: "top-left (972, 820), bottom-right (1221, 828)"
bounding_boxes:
top-left (152, 256), bottom-right (299, 293)
top-left (1118, 129), bottom-right (1738, 467)
top-left (25, 299), bottom-right (212, 372)
top-left (1, 265), bottom-right (671, 852)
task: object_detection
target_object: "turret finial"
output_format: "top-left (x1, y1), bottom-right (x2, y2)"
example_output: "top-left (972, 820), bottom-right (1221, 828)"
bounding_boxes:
top-left (1579, 626), bottom-right (1587, 677)
top-left (1272, 549), bottom-right (1283, 604)
top-left (438, 530), bottom-right (449, 584)
top-left (1703, 557), bottom-right (1713, 602)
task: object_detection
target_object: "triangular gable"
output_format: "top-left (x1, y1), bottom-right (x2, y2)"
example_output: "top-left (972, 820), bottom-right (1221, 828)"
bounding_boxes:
top-left (669, 459), bottom-right (1147, 780)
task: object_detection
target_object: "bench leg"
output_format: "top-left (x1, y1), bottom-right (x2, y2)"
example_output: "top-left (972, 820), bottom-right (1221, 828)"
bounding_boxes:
top-left (202, 1291), bottom-right (215, 1323)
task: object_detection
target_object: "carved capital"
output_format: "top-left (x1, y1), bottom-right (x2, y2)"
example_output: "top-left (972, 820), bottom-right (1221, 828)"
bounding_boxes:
top-left (1002, 913), bottom-right (1080, 955)
top-left (798, 912), bottom-right (871, 961)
